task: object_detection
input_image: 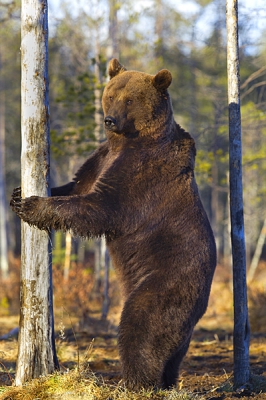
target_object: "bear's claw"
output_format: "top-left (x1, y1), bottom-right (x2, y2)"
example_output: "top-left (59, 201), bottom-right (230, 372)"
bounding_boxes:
top-left (12, 186), bottom-right (21, 199)
top-left (10, 187), bottom-right (22, 210)
top-left (10, 187), bottom-right (27, 219)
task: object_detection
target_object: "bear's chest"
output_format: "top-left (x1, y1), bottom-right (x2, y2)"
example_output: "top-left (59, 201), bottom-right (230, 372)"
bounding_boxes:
top-left (90, 151), bottom-right (120, 192)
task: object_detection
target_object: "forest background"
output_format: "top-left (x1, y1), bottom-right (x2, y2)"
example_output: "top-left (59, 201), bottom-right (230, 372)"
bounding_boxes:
top-left (0, 0), bottom-right (266, 319)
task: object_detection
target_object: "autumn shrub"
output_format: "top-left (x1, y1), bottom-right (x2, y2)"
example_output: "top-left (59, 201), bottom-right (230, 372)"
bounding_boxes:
top-left (0, 257), bottom-right (97, 318)
top-left (53, 262), bottom-right (95, 319)
top-left (0, 256), bottom-right (20, 315)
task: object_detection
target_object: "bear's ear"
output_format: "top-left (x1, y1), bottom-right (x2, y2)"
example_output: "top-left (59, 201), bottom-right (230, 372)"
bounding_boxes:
top-left (108, 58), bottom-right (127, 79)
top-left (152, 69), bottom-right (172, 91)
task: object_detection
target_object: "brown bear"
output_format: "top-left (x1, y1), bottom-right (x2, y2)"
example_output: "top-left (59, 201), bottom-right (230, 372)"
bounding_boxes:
top-left (11, 59), bottom-right (216, 390)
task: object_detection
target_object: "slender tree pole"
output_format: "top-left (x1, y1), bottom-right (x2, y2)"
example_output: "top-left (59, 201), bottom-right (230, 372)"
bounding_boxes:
top-left (93, 31), bottom-right (104, 300)
top-left (248, 217), bottom-right (266, 282)
top-left (107, 0), bottom-right (119, 60)
top-left (96, 0), bottom-right (120, 320)
top-left (226, 0), bottom-right (250, 389)
top-left (0, 87), bottom-right (9, 279)
top-left (15, 0), bottom-right (59, 385)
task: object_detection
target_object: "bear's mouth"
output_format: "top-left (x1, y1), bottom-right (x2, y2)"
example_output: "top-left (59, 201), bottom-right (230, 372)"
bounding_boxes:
top-left (106, 128), bottom-right (139, 139)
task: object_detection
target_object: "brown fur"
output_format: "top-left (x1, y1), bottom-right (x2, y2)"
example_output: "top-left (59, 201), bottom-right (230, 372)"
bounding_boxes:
top-left (11, 59), bottom-right (216, 390)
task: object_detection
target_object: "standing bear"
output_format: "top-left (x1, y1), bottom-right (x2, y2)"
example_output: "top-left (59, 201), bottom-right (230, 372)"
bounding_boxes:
top-left (11, 59), bottom-right (217, 390)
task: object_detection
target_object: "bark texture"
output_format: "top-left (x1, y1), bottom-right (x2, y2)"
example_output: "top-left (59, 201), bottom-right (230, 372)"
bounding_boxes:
top-left (226, 0), bottom-right (250, 389)
top-left (15, 0), bottom-right (58, 385)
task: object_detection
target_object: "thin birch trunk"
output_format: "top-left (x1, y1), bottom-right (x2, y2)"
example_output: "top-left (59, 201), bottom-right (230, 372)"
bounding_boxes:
top-left (107, 0), bottom-right (119, 61)
top-left (64, 231), bottom-right (72, 281)
top-left (94, 0), bottom-right (119, 317)
top-left (15, 0), bottom-right (59, 385)
top-left (154, 0), bottom-right (163, 68)
top-left (93, 238), bottom-right (102, 297)
top-left (93, 34), bottom-right (104, 300)
top-left (102, 241), bottom-right (110, 320)
top-left (63, 159), bottom-right (75, 281)
top-left (94, 35), bottom-right (103, 143)
top-left (98, 0), bottom-right (120, 319)
top-left (0, 89), bottom-right (9, 279)
top-left (248, 217), bottom-right (266, 282)
top-left (226, 0), bottom-right (250, 389)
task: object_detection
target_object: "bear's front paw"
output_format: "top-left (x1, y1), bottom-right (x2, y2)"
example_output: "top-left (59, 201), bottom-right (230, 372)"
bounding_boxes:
top-left (10, 187), bottom-right (23, 216)
top-left (10, 187), bottom-right (42, 226)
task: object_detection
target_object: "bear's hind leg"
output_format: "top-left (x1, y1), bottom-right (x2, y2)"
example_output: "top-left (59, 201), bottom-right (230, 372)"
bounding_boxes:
top-left (118, 294), bottom-right (165, 390)
top-left (118, 325), bottom-right (163, 390)
top-left (120, 349), bottom-right (162, 390)
top-left (118, 277), bottom-right (194, 390)
top-left (161, 335), bottom-right (191, 389)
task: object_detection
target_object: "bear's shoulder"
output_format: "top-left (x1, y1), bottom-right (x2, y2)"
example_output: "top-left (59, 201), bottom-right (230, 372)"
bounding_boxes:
top-left (168, 123), bottom-right (196, 172)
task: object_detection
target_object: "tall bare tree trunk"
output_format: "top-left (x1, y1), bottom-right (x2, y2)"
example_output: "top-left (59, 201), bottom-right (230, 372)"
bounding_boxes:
top-left (64, 231), bottom-right (72, 281)
top-left (92, 33), bottom-right (104, 300)
top-left (211, 151), bottom-right (219, 255)
top-left (0, 88), bottom-right (9, 279)
top-left (94, 0), bottom-right (119, 319)
top-left (107, 0), bottom-right (119, 61)
top-left (101, 240), bottom-right (110, 320)
top-left (154, 0), bottom-right (163, 69)
top-left (248, 217), bottom-right (266, 282)
top-left (226, 0), bottom-right (250, 389)
top-left (15, 0), bottom-right (59, 385)
top-left (94, 35), bottom-right (103, 143)
top-left (63, 160), bottom-right (75, 281)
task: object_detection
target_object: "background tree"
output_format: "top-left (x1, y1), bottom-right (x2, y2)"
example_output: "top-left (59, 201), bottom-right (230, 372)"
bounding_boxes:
top-left (100, 0), bottom-right (120, 320)
top-left (15, 0), bottom-right (59, 385)
top-left (226, 0), bottom-right (250, 389)
top-left (0, 0), bottom-right (21, 275)
top-left (0, 0), bottom-right (21, 259)
top-left (0, 71), bottom-right (8, 278)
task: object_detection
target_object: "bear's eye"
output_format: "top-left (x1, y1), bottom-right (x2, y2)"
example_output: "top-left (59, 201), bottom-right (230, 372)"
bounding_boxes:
top-left (126, 99), bottom-right (133, 105)
top-left (109, 96), bottom-right (113, 102)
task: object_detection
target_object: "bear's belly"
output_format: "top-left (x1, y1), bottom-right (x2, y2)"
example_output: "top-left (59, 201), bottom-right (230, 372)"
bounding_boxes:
top-left (107, 225), bottom-right (216, 301)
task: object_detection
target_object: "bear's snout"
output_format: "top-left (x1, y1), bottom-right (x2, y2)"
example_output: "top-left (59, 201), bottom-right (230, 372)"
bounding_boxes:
top-left (104, 116), bottom-right (117, 129)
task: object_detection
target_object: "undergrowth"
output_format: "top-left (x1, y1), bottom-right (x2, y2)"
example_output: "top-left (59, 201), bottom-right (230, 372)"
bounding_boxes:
top-left (0, 369), bottom-right (204, 400)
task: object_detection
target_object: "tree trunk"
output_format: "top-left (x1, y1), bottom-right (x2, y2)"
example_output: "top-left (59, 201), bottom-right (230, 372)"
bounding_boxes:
top-left (93, 238), bottom-right (102, 297)
top-left (226, 0), bottom-right (250, 389)
top-left (101, 240), bottom-right (110, 320)
top-left (15, 0), bottom-right (59, 385)
top-left (248, 217), bottom-right (266, 282)
top-left (0, 89), bottom-right (9, 279)
top-left (94, 36), bottom-right (103, 143)
top-left (154, 0), bottom-right (163, 68)
top-left (95, 0), bottom-right (119, 319)
top-left (211, 152), bottom-right (219, 256)
top-left (93, 39), bottom-right (104, 298)
top-left (64, 231), bottom-right (72, 281)
top-left (107, 0), bottom-right (119, 60)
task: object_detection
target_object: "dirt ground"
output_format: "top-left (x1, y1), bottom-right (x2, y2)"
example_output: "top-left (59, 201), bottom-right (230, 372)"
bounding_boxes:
top-left (1, 268), bottom-right (266, 399)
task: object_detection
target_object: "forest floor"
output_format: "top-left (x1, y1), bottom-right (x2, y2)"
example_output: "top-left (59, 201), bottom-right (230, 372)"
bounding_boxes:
top-left (1, 264), bottom-right (266, 399)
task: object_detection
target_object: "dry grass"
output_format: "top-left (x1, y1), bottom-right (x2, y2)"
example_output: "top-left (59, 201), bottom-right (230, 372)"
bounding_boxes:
top-left (0, 369), bottom-right (204, 400)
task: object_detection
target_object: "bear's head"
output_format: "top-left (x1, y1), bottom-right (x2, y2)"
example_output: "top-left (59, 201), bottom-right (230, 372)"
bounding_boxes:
top-left (102, 59), bottom-right (173, 138)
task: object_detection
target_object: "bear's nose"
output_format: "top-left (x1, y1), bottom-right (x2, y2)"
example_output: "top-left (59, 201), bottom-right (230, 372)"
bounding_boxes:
top-left (104, 116), bottom-right (117, 128)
